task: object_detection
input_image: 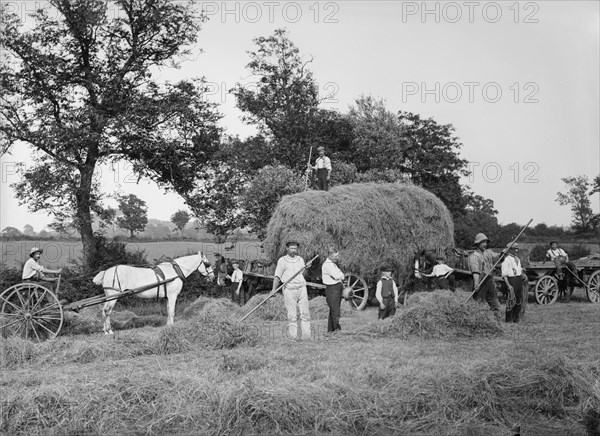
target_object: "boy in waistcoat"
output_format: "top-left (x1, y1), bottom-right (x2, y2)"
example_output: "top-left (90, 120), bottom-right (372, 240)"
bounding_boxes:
top-left (376, 265), bottom-right (399, 320)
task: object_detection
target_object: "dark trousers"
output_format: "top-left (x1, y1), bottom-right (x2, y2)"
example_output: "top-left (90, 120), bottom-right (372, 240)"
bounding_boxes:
top-left (378, 295), bottom-right (396, 320)
top-left (230, 282), bottom-right (242, 305)
top-left (325, 283), bottom-right (343, 332)
top-left (316, 168), bottom-right (329, 191)
top-left (434, 273), bottom-right (456, 291)
top-left (505, 276), bottom-right (522, 323)
top-left (474, 276), bottom-right (500, 312)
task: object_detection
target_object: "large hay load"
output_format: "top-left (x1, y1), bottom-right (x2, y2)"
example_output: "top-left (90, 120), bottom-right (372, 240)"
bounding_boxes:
top-left (263, 182), bottom-right (454, 294)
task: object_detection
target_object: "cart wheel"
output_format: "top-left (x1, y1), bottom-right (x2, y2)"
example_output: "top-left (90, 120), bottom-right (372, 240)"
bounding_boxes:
top-left (343, 273), bottom-right (369, 310)
top-left (0, 283), bottom-right (64, 341)
top-left (534, 276), bottom-right (559, 305)
top-left (586, 270), bottom-right (600, 303)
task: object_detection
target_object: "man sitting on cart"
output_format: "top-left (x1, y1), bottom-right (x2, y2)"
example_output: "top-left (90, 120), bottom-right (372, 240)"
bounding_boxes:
top-left (22, 247), bottom-right (62, 287)
top-left (546, 241), bottom-right (577, 301)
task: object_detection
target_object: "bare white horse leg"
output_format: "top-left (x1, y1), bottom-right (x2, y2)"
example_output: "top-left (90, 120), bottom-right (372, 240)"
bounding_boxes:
top-left (102, 298), bottom-right (118, 334)
top-left (166, 295), bottom-right (177, 325)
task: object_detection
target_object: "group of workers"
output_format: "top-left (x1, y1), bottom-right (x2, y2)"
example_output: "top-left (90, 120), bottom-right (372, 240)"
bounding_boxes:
top-left (21, 232), bottom-right (580, 341)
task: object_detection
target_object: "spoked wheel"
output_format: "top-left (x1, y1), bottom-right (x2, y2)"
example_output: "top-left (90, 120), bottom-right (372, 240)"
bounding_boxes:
top-left (534, 276), bottom-right (559, 305)
top-left (586, 270), bottom-right (600, 303)
top-left (0, 283), bottom-right (64, 340)
top-left (342, 273), bottom-right (369, 310)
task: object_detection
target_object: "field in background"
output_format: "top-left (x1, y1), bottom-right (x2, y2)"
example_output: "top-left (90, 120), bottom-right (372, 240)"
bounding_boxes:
top-left (0, 239), bottom-right (264, 269)
top-left (2, 239), bottom-right (598, 271)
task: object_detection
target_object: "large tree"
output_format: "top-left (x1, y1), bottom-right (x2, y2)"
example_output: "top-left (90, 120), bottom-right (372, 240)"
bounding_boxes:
top-left (170, 209), bottom-right (190, 237)
top-left (231, 28), bottom-right (320, 170)
top-left (347, 97), bottom-right (469, 214)
top-left (556, 175), bottom-right (598, 233)
top-left (0, 0), bottom-right (221, 270)
top-left (116, 193), bottom-right (147, 238)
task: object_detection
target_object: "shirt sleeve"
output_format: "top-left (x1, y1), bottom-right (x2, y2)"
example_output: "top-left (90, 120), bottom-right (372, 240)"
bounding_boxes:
top-left (393, 281), bottom-right (399, 298)
top-left (375, 281), bottom-right (382, 302)
top-left (325, 157), bottom-right (332, 171)
top-left (274, 258), bottom-right (284, 280)
top-left (439, 264), bottom-right (453, 276)
top-left (501, 259), bottom-right (511, 277)
top-left (333, 264), bottom-right (345, 281)
top-left (469, 253), bottom-right (481, 275)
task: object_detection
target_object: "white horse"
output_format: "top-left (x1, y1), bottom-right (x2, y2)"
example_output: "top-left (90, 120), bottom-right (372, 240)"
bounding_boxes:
top-left (92, 251), bottom-right (214, 334)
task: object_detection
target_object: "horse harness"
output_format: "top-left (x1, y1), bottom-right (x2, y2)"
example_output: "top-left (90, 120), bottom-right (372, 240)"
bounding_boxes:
top-left (106, 261), bottom-right (187, 301)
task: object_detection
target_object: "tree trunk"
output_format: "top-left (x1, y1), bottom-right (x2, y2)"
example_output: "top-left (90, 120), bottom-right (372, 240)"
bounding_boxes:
top-left (75, 164), bottom-right (97, 272)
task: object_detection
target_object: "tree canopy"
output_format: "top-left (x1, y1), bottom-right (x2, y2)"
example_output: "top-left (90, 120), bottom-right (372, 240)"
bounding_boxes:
top-left (0, 0), bottom-right (221, 269)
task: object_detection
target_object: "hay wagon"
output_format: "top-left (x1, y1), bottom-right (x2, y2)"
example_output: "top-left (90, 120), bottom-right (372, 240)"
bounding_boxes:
top-left (523, 256), bottom-right (600, 305)
top-left (0, 273), bottom-right (178, 341)
top-left (254, 183), bottom-right (455, 310)
top-left (240, 259), bottom-right (370, 310)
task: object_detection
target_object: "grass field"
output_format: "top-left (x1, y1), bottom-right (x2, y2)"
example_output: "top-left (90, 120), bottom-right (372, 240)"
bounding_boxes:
top-left (0, 239), bottom-right (263, 269)
top-left (1, 288), bottom-right (598, 435)
top-left (2, 240), bottom-right (598, 271)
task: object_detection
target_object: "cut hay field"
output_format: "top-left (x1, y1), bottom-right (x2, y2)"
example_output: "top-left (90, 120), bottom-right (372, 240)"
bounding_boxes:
top-left (0, 239), bottom-right (263, 269)
top-left (1, 289), bottom-right (599, 435)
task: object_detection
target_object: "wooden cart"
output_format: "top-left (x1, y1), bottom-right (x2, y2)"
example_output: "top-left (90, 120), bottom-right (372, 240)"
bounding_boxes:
top-left (241, 259), bottom-right (370, 310)
top-left (0, 273), bottom-right (178, 341)
top-left (523, 256), bottom-right (600, 305)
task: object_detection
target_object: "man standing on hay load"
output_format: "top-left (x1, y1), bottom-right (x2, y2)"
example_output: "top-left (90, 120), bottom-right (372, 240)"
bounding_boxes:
top-left (308, 146), bottom-right (331, 191)
top-left (272, 241), bottom-right (313, 340)
top-left (469, 233), bottom-right (507, 317)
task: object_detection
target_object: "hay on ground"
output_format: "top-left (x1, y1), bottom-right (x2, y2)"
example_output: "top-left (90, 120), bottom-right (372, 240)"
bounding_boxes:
top-left (365, 290), bottom-right (504, 339)
top-left (62, 307), bottom-right (164, 335)
top-left (181, 296), bottom-right (216, 319)
top-left (263, 182), bottom-right (454, 286)
top-left (155, 299), bottom-right (259, 354)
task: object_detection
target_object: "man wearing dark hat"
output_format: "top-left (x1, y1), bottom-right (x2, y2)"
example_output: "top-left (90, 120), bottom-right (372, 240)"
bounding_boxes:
top-left (469, 233), bottom-right (507, 315)
top-left (272, 241), bottom-right (314, 340)
top-left (501, 243), bottom-right (523, 322)
top-left (309, 146), bottom-right (331, 191)
top-left (22, 247), bottom-right (62, 283)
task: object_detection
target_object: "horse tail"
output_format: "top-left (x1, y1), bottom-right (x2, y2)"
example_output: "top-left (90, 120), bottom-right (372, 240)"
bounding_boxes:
top-left (92, 270), bottom-right (106, 285)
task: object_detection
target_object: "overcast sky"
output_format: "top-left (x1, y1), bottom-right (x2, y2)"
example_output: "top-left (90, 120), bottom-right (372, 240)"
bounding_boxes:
top-left (1, 0), bottom-right (599, 233)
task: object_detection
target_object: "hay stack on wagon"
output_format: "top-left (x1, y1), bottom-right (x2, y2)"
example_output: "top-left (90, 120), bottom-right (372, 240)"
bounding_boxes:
top-left (263, 182), bottom-right (454, 286)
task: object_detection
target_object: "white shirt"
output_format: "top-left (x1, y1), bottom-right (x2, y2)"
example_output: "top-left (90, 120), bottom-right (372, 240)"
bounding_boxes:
top-left (546, 248), bottom-right (567, 261)
top-left (274, 255), bottom-right (306, 287)
top-left (230, 269), bottom-right (243, 283)
top-left (321, 258), bottom-right (345, 285)
top-left (315, 156), bottom-right (332, 170)
top-left (431, 264), bottom-right (454, 278)
top-left (22, 258), bottom-right (43, 279)
top-left (501, 255), bottom-right (522, 277)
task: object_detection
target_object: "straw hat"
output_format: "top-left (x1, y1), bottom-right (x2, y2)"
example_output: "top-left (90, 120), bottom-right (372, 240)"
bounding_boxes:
top-left (29, 247), bottom-right (43, 257)
top-left (473, 233), bottom-right (489, 245)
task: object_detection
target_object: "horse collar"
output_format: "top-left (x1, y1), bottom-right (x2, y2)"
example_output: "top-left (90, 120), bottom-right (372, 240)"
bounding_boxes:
top-left (171, 260), bottom-right (186, 280)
